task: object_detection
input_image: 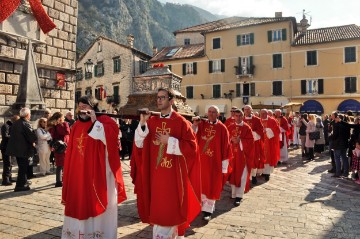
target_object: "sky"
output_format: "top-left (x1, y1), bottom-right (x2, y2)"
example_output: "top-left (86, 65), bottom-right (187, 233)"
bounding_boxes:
top-left (159, 0), bottom-right (360, 29)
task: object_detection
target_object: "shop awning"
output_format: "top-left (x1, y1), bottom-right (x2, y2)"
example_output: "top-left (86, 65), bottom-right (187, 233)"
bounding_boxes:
top-left (300, 100), bottom-right (324, 114)
top-left (337, 99), bottom-right (360, 113)
top-left (205, 104), bottom-right (227, 113)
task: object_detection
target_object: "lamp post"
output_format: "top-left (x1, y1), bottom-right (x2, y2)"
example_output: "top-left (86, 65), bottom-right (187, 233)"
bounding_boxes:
top-left (84, 59), bottom-right (94, 75)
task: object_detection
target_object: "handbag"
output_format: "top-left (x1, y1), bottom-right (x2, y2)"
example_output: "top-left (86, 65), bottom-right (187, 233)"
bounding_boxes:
top-left (309, 131), bottom-right (320, 140)
top-left (50, 140), bottom-right (67, 154)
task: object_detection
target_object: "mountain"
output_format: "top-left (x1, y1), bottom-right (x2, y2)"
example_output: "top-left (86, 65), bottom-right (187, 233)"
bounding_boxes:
top-left (77, 0), bottom-right (220, 56)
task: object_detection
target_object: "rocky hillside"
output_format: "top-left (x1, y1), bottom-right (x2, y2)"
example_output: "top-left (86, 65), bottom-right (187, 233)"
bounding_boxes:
top-left (77, 0), bottom-right (220, 55)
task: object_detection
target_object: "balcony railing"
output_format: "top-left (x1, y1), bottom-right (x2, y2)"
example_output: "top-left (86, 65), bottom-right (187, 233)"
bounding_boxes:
top-left (234, 65), bottom-right (255, 77)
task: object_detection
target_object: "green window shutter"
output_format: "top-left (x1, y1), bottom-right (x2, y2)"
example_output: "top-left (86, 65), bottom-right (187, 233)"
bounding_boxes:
top-left (193, 62), bottom-right (197, 75)
top-left (249, 56), bottom-right (253, 74)
top-left (94, 65), bottom-right (98, 77)
top-left (282, 28), bottom-right (287, 41)
top-left (318, 79), bottom-right (324, 94)
top-left (250, 83), bottom-right (255, 96)
top-left (301, 80), bottom-right (307, 95)
top-left (237, 35), bottom-right (241, 46)
top-left (209, 61), bottom-right (213, 73)
top-left (119, 59), bottom-right (121, 72)
top-left (182, 63), bottom-right (186, 75)
top-left (113, 60), bottom-right (116, 73)
top-left (272, 54), bottom-right (276, 68)
top-left (102, 64), bottom-right (104, 76)
top-left (221, 59), bottom-right (225, 72)
top-left (250, 33), bottom-right (254, 45)
top-left (267, 30), bottom-right (272, 42)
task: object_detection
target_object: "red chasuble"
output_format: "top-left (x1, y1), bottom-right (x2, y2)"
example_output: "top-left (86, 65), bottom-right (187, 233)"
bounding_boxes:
top-left (224, 117), bottom-right (235, 128)
top-left (261, 117), bottom-right (280, 166)
top-left (277, 116), bottom-right (290, 148)
top-left (131, 111), bottom-right (201, 228)
top-left (196, 120), bottom-right (231, 200)
top-left (62, 116), bottom-right (127, 220)
top-left (243, 115), bottom-right (265, 169)
top-left (228, 122), bottom-right (254, 191)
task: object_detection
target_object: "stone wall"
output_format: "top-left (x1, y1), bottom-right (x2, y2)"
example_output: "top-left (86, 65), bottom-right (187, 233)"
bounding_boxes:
top-left (0, 0), bottom-right (78, 124)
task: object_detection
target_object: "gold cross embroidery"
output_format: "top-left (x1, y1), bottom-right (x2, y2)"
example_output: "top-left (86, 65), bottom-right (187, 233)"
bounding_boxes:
top-left (231, 126), bottom-right (240, 137)
top-left (156, 122), bottom-right (171, 135)
top-left (76, 131), bottom-right (86, 156)
top-left (205, 125), bottom-right (216, 138)
top-left (155, 122), bottom-right (171, 168)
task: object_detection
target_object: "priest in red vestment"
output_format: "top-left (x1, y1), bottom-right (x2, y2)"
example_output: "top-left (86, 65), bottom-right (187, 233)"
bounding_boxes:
top-left (192, 105), bottom-right (231, 221)
top-left (275, 109), bottom-right (290, 164)
top-left (132, 88), bottom-right (201, 239)
top-left (228, 109), bottom-right (254, 206)
top-left (224, 106), bottom-right (238, 128)
top-left (243, 105), bottom-right (264, 185)
top-left (260, 109), bottom-right (280, 181)
top-left (61, 95), bottom-right (127, 239)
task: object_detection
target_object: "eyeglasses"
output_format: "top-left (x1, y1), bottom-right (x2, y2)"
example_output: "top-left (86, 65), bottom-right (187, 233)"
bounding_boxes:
top-left (157, 96), bottom-right (170, 101)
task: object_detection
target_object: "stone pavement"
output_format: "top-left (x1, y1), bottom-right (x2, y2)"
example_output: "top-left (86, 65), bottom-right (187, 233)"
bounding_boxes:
top-left (1, 148), bottom-right (360, 239)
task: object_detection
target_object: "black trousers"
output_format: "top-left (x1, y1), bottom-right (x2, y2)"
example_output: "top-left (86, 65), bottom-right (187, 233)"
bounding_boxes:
top-left (16, 157), bottom-right (29, 187)
top-left (1, 150), bottom-right (12, 182)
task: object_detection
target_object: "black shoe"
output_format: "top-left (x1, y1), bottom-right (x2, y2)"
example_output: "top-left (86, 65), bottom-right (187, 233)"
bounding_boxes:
top-left (251, 176), bottom-right (257, 185)
top-left (14, 186), bottom-right (30, 192)
top-left (27, 175), bottom-right (37, 179)
top-left (331, 175), bottom-right (341, 178)
top-left (202, 212), bottom-right (212, 221)
top-left (55, 182), bottom-right (63, 187)
top-left (328, 169), bottom-right (335, 173)
top-left (264, 174), bottom-right (270, 181)
top-left (234, 197), bottom-right (242, 207)
top-left (1, 181), bottom-right (12, 186)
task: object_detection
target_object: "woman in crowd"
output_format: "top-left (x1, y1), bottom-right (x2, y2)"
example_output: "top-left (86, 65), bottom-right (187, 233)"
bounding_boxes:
top-left (48, 112), bottom-right (70, 187)
top-left (36, 118), bottom-right (52, 176)
top-left (314, 116), bottom-right (325, 157)
top-left (302, 114), bottom-right (316, 160)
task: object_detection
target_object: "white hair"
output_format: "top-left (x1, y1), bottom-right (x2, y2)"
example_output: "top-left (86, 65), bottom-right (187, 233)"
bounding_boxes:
top-left (19, 108), bottom-right (31, 118)
top-left (244, 105), bottom-right (253, 110)
top-left (208, 105), bottom-right (220, 114)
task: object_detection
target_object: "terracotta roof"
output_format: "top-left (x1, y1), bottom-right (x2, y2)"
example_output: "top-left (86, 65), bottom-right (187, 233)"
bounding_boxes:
top-left (174, 17), bottom-right (246, 34)
top-left (77, 36), bottom-right (152, 63)
top-left (174, 17), bottom-right (297, 35)
top-left (150, 43), bottom-right (205, 62)
top-left (205, 17), bottom-right (298, 33)
top-left (293, 24), bottom-right (360, 45)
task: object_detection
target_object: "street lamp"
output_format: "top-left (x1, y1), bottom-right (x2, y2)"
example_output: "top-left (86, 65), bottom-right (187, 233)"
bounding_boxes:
top-left (84, 59), bottom-right (94, 74)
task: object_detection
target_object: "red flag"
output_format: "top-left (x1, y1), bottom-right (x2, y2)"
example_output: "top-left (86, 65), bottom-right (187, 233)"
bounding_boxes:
top-left (0, 0), bottom-right (56, 34)
top-left (56, 73), bottom-right (65, 87)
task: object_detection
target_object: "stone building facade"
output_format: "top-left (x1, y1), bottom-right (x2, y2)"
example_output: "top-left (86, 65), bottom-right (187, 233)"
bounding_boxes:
top-left (0, 0), bottom-right (78, 124)
top-left (76, 36), bottom-right (151, 112)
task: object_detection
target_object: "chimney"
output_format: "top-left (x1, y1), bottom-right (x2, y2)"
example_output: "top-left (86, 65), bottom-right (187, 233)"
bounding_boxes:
top-left (275, 12), bottom-right (282, 18)
top-left (152, 46), bottom-right (158, 56)
top-left (127, 34), bottom-right (134, 48)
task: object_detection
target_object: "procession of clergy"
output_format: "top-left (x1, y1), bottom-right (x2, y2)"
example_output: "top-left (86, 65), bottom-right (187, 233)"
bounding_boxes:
top-left (188, 104), bottom-right (287, 221)
top-left (130, 93), bottom-right (291, 239)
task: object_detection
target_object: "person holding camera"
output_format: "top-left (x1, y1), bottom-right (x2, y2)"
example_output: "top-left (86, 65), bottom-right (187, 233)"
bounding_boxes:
top-left (48, 112), bottom-right (70, 187)
top-left (61, 95), bottom-right (126, 239)
top-left (36, 118), bottom-right (52, 176)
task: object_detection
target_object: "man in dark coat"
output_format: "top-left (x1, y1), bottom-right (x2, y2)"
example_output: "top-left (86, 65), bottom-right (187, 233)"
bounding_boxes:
top-left (1, 115), bottom-right (19, 185)
top-left (6, 108), bottom-right (37, 192)
top-left (331, 112), bottom-right (349, 178)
